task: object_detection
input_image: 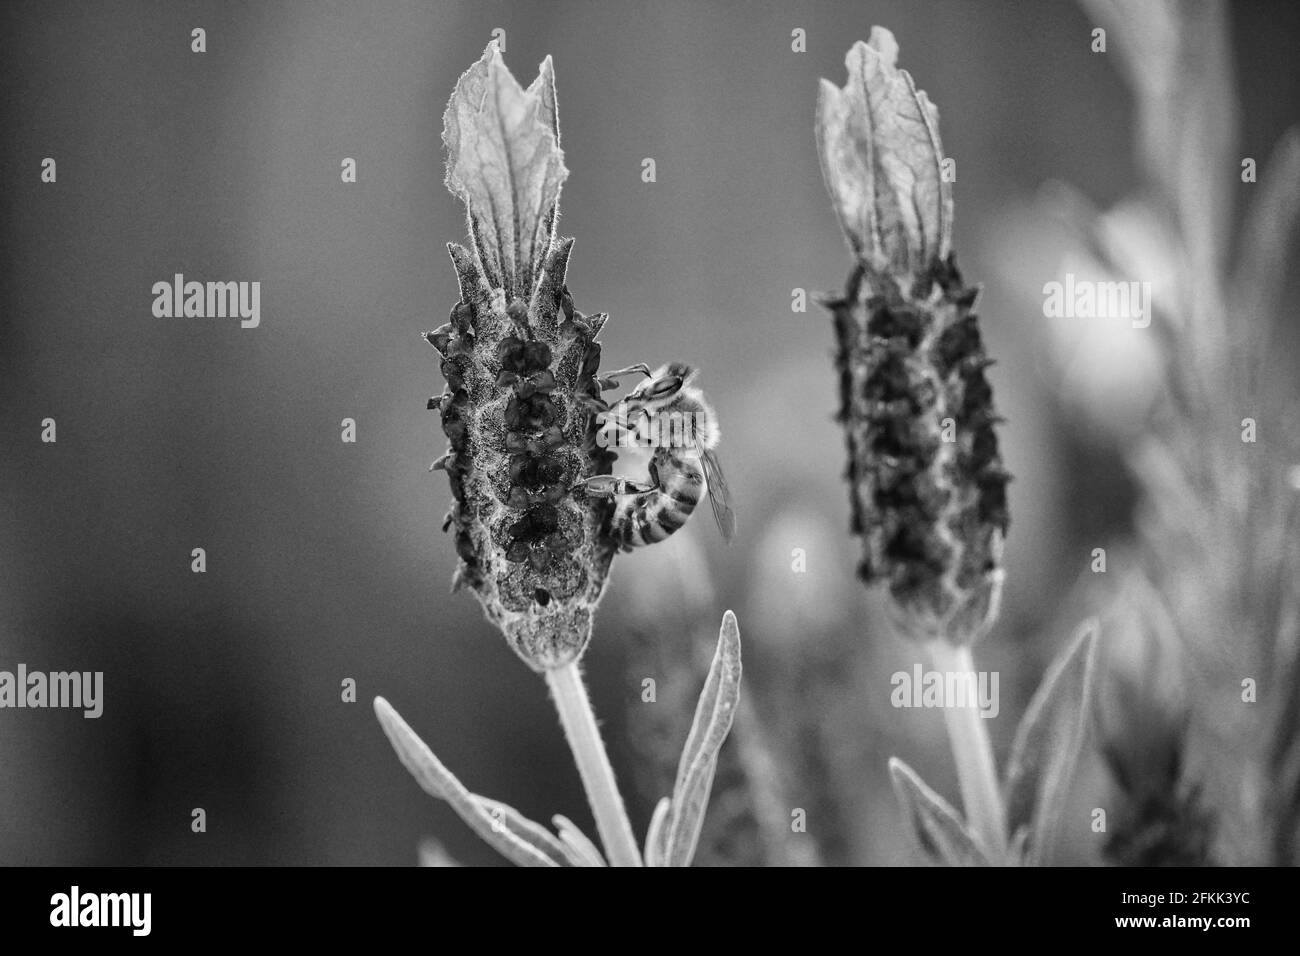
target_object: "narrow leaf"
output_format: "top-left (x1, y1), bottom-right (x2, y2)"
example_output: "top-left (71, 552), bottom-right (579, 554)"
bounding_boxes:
top-left (552, 815), bottom-right (607, 868)
top-left (1002, 620), bottom-right (1100, 865)
top-left (643, 797), bottom-right (672, 868)
top-left (888, 757), bottom-right (990, 866)
top-left (476, 797), bottom-right (574, 867)
top-left (373, 696), bottom-right (560, 867)
top-left (663, 611), bottom-right (743, 867)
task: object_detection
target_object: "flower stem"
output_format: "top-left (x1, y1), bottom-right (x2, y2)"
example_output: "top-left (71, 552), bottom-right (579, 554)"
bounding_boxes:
top-left (545, 661), bottom-right (643, 867)
top-left (925, 640), bottom-right (1007, 861)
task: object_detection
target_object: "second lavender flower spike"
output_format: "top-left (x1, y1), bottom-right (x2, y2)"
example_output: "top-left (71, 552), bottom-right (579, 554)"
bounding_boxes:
top-left (816, 27), bottom-right (1010, 647)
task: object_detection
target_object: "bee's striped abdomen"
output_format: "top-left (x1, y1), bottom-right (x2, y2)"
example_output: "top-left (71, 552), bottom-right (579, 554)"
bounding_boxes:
top-left (614, 449), bottom-right (704, 548)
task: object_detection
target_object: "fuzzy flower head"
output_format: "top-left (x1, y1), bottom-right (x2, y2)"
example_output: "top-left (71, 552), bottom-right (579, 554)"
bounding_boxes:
top-left (429, 44), bottom-right (617, 670)
top-left (817, 29), bottom-right (1010, 646)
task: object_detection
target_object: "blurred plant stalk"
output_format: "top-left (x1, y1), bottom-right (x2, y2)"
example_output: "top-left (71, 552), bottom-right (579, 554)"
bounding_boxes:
top-left (925, 641), bottom-right (1006, 858)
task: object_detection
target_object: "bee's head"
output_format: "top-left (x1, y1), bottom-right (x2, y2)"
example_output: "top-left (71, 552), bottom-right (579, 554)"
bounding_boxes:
top-left (627, 362), bottom-right (695, 411)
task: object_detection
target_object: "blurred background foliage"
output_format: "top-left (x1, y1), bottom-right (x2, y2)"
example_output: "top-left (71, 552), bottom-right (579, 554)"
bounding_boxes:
top-left (1, 0), bottom-right (1297, 865)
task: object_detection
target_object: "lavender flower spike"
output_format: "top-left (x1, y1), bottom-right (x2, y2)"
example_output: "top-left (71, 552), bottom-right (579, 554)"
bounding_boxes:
top-left (429, 43), bottom-right (618, 670)
top-left (817, 28), bottom-right (1010, 646)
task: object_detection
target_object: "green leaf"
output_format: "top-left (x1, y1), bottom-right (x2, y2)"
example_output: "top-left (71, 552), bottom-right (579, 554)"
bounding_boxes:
top-left (552, 814), bottom-right (607, 867)
top-left (443, 43), bottom-right (568, 301)
top-left (374, 696), bottom-right (563, 867)
top-left (475, 797), bottom-right (575, 867)
top-left (816, 27), bottom-right (952, 276)
top-left (661, 611), bottom-right (743, 867)
top-left (643, 797), bottom-right (672, 868)
top-left (1002, 620), bottom-right (1100, 865)
top-left (888, 757), bottom-right (990, 866)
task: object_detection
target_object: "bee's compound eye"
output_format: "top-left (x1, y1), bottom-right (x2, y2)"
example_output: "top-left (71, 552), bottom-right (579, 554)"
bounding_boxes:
top-left (534, 587), bottom-right (552, 607)
top-left (648, 377), bottom-right (683, 399)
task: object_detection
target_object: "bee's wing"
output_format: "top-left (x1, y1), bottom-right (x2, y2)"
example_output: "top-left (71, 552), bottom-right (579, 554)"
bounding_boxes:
top-left (700, 448), bottom-right (736, 543)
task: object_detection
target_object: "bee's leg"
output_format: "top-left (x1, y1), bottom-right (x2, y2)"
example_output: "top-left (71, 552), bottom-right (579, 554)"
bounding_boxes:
top-left (429, 451), bottom-right (456, 472)
top-left (576, 392), bottom-right (611, 414)
top-left (596, 364), bottom-right (651, 391)
top-left (572, 474), bottom-right (655, 497)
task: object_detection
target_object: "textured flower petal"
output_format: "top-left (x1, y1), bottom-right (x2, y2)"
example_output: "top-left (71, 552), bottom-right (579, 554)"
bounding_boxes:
top-left (443, 43), bottom-right (568, 301)
top-left (816, 26), bottom-right (952, 277)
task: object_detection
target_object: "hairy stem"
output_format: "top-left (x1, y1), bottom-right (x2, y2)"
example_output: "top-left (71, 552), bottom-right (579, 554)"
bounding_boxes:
top-left (546, 662), bottom-right (643, 867)
top-left (925, 640), bottom-right (1007, 861)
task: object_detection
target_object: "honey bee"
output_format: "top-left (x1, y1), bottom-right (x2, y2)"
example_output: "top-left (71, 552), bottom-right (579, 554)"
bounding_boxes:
top-left (576, 362), bottom-right (735, 548)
